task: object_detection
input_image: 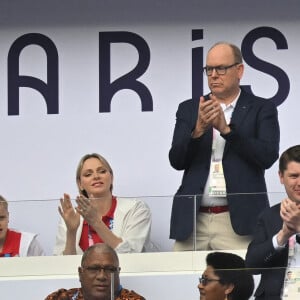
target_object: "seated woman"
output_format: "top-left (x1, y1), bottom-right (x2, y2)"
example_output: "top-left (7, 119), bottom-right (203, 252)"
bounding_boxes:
top-left (0, 195), bottom-right (44, 257)
top-left (53, 153), bottom-right (153, 255)
top-left (198, 252), bottom-right (254, 300)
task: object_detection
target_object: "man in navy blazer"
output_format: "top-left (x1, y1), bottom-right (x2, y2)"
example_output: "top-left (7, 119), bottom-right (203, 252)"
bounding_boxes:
top-left (169, 42), bottom-right (280, 251)
top-left (246, 145), bottom-right (300, 299)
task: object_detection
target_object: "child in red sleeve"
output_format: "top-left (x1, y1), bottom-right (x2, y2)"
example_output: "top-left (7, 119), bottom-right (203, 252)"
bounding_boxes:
top-left (0, 195), bottom-right (44, 257)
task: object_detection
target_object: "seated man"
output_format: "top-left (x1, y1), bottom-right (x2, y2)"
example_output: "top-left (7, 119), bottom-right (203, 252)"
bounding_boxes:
top-left (245, 145), bottom-right (300, 299)
top-left (0, 195), bottom-right (44, 257)
top-left (45, 243), bottom-right (145, 300)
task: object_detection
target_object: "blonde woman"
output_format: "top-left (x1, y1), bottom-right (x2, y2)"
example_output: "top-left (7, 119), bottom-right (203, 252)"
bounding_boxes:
top-left (53, 153), bottom-right (152, 255)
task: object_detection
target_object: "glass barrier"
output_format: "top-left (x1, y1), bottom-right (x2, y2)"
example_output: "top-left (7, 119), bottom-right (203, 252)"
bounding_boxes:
top-left (1, 251), bottom-right (298, 300)
top-left (0, 192), bottom-right (288, 255)
top-left (0, 190), bottom-right (297, 300)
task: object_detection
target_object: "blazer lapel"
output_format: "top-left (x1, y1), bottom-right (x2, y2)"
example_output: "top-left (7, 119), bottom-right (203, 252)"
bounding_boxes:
top-left (230, 90), bottom-right (252, 128)
top-left (222, 90), bottom-right (251, 156)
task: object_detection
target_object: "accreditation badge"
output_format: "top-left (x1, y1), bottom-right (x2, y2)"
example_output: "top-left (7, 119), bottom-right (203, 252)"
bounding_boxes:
top-left (208, 160), bottom-right (226, 197)
top-left (282, 267), bottom-right (300, 298)
top-left (282, 237), bottom-right (300, 297)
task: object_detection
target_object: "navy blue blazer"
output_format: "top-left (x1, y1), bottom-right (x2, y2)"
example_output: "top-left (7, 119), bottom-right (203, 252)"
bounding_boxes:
top-left (245, 204), bottom-right (287, 300)
top-left (169, 88), bottom-right (280, 240)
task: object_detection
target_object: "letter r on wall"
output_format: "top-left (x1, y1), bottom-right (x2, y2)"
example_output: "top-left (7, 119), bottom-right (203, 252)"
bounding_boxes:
top-left (99, 31), bottom-right (153, 112)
